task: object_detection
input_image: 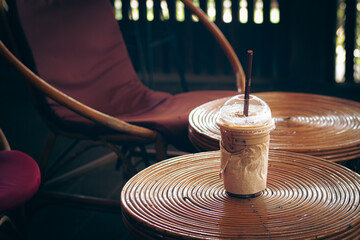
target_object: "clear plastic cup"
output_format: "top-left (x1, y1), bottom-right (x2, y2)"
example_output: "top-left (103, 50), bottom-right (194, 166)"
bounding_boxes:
top-left (217, 94), bottom-right (275, 197)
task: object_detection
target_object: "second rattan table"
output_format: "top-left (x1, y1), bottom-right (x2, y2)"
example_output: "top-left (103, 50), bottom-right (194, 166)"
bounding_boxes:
top-left (188, 92), bottom-right (360, 162)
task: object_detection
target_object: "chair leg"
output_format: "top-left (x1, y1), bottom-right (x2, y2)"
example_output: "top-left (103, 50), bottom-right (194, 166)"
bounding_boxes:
top-left (139, 145), bottom-right (150, 167)
top-left (0, 215), bottom-right (19, 239)
top-left (103, 142), bottom-right (138, 175)
top-left (39, 132), bottom-right (56, 174)
top-left (44, 152), bottom-right (117, 187)
top-left (0, 206), bottom-right (28, 240)
top-left (154, 134), bottom-right (167, 161)
top-left (37, 191), bottom-right (122, 213)
top-left (44, 140), bottom-right (92, 181)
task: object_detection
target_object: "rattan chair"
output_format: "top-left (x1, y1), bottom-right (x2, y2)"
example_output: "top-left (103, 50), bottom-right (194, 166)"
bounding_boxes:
top-left (0, 0), bottom-right (245, 209)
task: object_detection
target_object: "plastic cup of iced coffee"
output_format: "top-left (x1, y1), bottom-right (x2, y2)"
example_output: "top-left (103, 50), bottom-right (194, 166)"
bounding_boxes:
top-left (217, 94), bottom-right (275, 198)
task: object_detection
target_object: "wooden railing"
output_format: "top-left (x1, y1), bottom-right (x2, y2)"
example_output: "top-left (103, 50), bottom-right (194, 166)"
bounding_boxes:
top-left (114, 0), bottom-right (283, 90)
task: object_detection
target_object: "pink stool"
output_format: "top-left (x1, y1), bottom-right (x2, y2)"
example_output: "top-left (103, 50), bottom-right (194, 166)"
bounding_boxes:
top-left (0, 150), bottom-right (41, 212)
top-left (0, 129), bottom-right (41, 238)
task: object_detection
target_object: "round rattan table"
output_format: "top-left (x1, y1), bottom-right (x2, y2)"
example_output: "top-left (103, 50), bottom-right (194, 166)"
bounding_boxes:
top-left (188, 92), bottom-right (360, 162)
top-left (121, 150), bottom-right (360, 239)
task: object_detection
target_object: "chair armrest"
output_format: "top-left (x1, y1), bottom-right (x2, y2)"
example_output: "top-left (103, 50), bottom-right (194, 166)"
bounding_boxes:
top-left (180, 0), bottom-right (245, 93)
top-left (0, 129), bottom-right (11, 151)
top-left (0, 41), bottom-right (157, 140)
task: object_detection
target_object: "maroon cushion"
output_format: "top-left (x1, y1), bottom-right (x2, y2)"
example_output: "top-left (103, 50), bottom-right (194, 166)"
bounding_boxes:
top-left (0, 150), bottom-right (41, 212)
top-left (17, 0), bottom-right (170, 116)
top-left (121, 90), bottom-right (237, 151)
top-left (16, 0), bottom-right (238, 152)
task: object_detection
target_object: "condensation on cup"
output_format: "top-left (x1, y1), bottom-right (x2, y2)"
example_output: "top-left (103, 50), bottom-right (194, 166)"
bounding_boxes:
top-left (217, 94), bottom-right (275, 198)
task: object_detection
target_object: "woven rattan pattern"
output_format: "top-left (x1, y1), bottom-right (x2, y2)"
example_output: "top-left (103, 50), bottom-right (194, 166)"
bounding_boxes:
top-left (121, 150), bottom-right (360, 239)
top-left (188, 92), bottom-right (360, 162)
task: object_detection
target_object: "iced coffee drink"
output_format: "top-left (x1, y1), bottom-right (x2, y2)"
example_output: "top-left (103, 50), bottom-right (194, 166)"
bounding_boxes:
top-left (217, 94), bottom-right (275, 197)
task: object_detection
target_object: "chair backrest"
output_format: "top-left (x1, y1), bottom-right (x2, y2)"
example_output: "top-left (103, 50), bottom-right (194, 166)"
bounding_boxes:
top-left (15, 0), bottom-right (171, 120)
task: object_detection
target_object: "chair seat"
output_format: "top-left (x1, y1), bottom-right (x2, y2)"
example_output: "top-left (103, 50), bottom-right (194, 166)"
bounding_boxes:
top-left (0, 150), bottom-right (41, 212)
top-left (51, 90), bottom-right (237, 152)
top-left (123, 90), bottom-right (237, 152)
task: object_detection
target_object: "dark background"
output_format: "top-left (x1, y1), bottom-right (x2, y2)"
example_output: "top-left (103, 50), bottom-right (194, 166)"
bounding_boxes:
top-left (1, 0), bottom-right (360, 239)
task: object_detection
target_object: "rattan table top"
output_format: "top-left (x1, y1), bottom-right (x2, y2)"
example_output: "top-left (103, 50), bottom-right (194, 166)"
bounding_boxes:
top-left (188, 92), bottom-right (360, 162)
top-left (121, 150), bottom-right (360, 239)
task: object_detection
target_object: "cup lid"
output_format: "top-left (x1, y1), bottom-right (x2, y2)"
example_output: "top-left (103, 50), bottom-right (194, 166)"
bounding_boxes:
top-left (217, 94), bottom-right (273, 129)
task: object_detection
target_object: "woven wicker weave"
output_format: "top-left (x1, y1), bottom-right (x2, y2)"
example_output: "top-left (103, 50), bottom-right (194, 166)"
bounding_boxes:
top-left (121, 150), bottom-right (360, 239)
top-left (188, 92), bottom-right (360, 162)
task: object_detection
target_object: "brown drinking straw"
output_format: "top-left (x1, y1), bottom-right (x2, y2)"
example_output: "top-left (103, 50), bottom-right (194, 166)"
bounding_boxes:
top-left (243, 50), bottom-right (253, 116)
